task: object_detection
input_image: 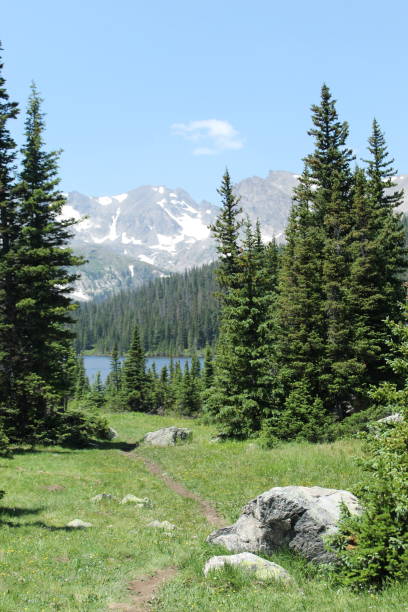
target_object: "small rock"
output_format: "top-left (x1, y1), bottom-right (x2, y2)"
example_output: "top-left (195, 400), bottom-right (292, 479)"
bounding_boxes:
top-left (147, 520), bottom-right (176, 530)
top-left (107, 427), bottom-right (118, 440)
top-left (377, 413), bottom-right (403, 424)
top-left (144, 426), bottom-right (192, 447)
top-left (91, 493), bottom-right (115, 502)
top-left (204, 552), bottom-right (292, 583)
top-left (119, 494), bottom-right (152, 507)
top-left (66, 519), bottom-right (92, 528)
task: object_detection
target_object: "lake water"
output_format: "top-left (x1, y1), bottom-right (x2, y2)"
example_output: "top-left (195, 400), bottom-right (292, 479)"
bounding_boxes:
top-left (84, 355), bottom-right (201, 383)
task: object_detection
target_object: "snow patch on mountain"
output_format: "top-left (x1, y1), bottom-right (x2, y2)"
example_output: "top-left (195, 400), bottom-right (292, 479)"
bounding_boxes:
top-left (72, 288), bottom-right (91, 302)
top-left (128, 264), bottom-right (134, 277)
top-left (138, 254), bottom-right (155, 265)
top-left (121, 232), bottom-right (142, 245)
top-left (152, 233), bottom-right (185, 253)
top-left (60, 204), bottom-right (81, 221)
top-left (108, 208), bottom-right (120, 241)
top-left (97, 196), bottom-right (112, 206)
top-left (113, 193), bottom-right (128, 203)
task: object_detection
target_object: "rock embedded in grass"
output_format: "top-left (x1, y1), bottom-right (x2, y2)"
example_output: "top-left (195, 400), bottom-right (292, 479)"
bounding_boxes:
top-left (66, 519), bottom-right (93, 528)
top-left (120, 494), bottom-right (152, 507)
top-left (91, 493), bottom-right (115, 502)
top-left (207, 485), bottom-right (362, 563)
top-left (107, 427), bottom-right (119, 440)
top-left (147, 520), bottom-right (176, 530)
top-left (377, 413), bottom-right (403, 424)
top-left (143, 426), bottom-right (192, 447)
top-left (204, 552), bottom-right (292, 583)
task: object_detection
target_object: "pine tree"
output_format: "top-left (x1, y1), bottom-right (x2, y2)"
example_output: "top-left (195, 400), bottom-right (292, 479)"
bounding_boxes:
top-left (206, 214), bottom-right (278, 438)
top-left (109, 344), bottom-right (121, 393)
top-left (175, 363), bottom-right (201, 415)
top-left (363, 119), bottom-right (407, 356)
top-left (274, 168), bottom-right (326, 405)
top-left (209, 169), bottom-right (243, 292)
top-left (120, 325), bottom-right (149, 411)
top-left (75, 356), bottom-right (90, 400)
top-left (202, 345), bottom-right (214, 388)
top-left (331, 308), bottom-right (408, 589)
top-left (0, 44), bottom-right (20, 417)
top-left (3, 84), bottom-right (84, 441)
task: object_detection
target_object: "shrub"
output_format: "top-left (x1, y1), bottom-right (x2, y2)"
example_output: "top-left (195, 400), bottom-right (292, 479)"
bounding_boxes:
top-left (47, 407), bottom-right (112, 447)
top-left (330, 311), bottom-right (408, 590)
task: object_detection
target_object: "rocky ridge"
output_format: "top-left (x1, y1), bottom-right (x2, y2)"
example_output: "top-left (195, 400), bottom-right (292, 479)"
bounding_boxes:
top-left (65, 171), bottom-right (408, 300)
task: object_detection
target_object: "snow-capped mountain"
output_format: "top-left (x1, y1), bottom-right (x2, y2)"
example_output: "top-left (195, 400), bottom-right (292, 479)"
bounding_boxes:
top-left (64, 184), bottom-right (219, 300)
top-left (65, 171), bottom-right (408, 300)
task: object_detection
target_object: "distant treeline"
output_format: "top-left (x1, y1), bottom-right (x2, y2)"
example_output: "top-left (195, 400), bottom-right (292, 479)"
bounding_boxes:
top-left (74, 262), bottom-right (219, 355)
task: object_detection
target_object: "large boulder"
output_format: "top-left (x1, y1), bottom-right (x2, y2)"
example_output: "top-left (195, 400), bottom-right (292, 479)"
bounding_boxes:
top-left (204, 552), bottom-right (292, 583)
top-left (143, 426), bottom-right (192, 447)
top-left (207, 485), bottom-right (361, 563)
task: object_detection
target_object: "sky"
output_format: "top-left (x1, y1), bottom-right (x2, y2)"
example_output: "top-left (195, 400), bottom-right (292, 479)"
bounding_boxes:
top-left (2, 0), bottom-right (408, 203)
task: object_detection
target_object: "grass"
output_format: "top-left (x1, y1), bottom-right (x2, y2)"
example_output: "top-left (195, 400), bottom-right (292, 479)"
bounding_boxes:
top-left (0, 412), bottom-right (407, 611)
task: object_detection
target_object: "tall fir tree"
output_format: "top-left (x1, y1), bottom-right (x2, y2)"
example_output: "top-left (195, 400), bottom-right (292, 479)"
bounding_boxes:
top-left (0, 44), bottom-right (19, 419)
top-left (364, 119), bottom-right (407, 333)
top-left (2, 83), bottom-right (84, 441)
top-left (206, 210), bottom-right (278, 438)
top-left (121, 325), bottom-right (149, 411)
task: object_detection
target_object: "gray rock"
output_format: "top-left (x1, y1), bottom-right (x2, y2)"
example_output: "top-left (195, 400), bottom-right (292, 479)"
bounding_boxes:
top-left (147, 520), bottom-right (176, 530)
top-left (66, 519), bottom-right (92, 528)
top-left (377, 413), bottom-right (403, 424)
top-left (119, 494), bottom-right (152, 507)
top-left (207, 486), bottom-right (361, 563)
top-left (143, 426), bottom-right (192, 447)
top-left (91, 493), bottom-right (115, 502)
top-left (204, 552), bottom-right (292, 583)
top-left (107, 427), bottom-right (118, 440)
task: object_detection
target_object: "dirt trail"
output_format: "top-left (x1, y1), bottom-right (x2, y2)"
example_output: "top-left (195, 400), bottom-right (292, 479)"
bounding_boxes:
top-left (108, 451), bottom-right (227, 611)
top-left (133, 453), bottom-right (227, 528)
top-left (108, 567), bottom-right (177, 612)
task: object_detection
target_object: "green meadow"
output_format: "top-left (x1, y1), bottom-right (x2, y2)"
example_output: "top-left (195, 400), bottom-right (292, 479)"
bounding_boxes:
top-left (1, 413), bottom-right (407, 611)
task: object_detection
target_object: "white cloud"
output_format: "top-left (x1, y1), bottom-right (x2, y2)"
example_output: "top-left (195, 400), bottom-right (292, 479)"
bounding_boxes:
top-left (171, 119), bottom-right (244, 155)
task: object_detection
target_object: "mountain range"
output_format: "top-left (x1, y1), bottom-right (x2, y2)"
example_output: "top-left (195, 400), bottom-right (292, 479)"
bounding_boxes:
top-left (64, 171), bottom-right (408, 300)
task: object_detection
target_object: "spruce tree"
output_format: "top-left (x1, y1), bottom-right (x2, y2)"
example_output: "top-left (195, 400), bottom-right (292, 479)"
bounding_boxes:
top-left (109, 344), bottom-right (121, 393)
top-left (206, 213), bottom-right (278, 438)
top-left (364, 120), bottom-right (407, 352)
top-left (274, 168), bottom-right (326, 404)
top-left (3, 84), bottom-right (84, 441)
top-left (0, 44), bottom-right (19, 415)
top-left (121, 325), bottom-right (149, 411)
top-left (209, 169), bottom-right (243, 291)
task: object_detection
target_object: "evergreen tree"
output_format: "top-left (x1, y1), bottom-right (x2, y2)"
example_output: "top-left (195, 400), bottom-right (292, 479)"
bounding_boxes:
top-left (206, 213), bottom-right (278, 438)
top-left (209, 169), bottom-right (243, 291)
top-left (109, 344), bottom-right (121, 393)
top-left (362, 119), bottom-right (407, 371)
top-left (274, 168), bottom-right (326, 408)
top-left (88, 372), bottom-right (105, 409)
top-left (202, 345), bottom-right (214, 388)
top-left (331, 309), bottom-right (408, 589)
top-left (74, 356), bottom-right (90, 400)
top-left (176, 363), bottom-right (201, 415)
top-left (0, 44), bottom-right (20, 420)
top-left (2, 84), bottom-right (84, 442)
top-left (120, 325), bottom-right (149, 411)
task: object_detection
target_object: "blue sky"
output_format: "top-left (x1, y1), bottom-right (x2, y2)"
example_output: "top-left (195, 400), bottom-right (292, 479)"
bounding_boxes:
top-left (3, 0), bottom-right (408, 202)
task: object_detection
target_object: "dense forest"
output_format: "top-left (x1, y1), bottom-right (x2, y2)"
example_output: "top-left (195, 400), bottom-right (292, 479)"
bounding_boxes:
top-left (74, 262), bottom-right (219, 355)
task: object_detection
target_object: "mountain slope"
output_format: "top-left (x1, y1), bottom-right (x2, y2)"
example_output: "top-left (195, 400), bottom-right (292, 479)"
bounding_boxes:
top-left (66, 171), bottom-right (408, 300)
